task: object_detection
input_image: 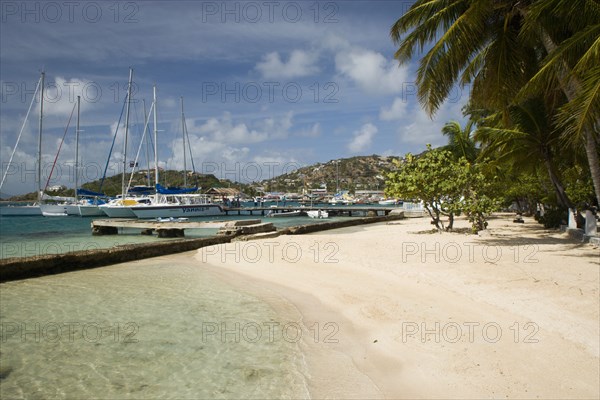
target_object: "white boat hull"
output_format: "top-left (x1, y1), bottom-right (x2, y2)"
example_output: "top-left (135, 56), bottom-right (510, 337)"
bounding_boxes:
top-left (98, 205), bottom-right (137, 218)
top-left (307, 210), bottom-right (329, 219)
top-left (40, 204), bottom-right (79, 216)
top-left (378, 200), bottom-right (397, 205)
top-left (131, 204), bottom-right (224, 219)
top-left (78, 204), bottom-right (105, 217)
top-left (42, 211), bottom-right (68, 217)
top-left (267, 210), bottom-right (302, 218)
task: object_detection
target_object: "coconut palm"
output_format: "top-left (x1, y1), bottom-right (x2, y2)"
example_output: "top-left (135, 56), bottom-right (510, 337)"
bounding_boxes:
top-left (441, 120), bottom-right (478, 162)
top-left (475, 99), bottom-right (575, 209)
top-left (391, 0), bottom-right (600, 205)
top-left (519, 0), bottom-right (600, 204)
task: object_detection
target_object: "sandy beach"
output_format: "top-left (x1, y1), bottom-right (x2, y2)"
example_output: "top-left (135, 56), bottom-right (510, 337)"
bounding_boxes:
top-left (198, 213), bottom-right (599, 399)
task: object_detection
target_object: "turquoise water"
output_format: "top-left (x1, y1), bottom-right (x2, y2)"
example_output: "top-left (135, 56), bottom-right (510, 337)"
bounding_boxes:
top-left (0, 206), bottom-right (382, 398)
top-left (0, 213), bottom-right (345, 259)
top-left (0, 258), bottom-right (310, 398)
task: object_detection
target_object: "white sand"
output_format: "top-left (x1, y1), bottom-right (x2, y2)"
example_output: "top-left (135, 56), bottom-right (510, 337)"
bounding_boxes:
top-left (197, 213), bottom-right (600, 399)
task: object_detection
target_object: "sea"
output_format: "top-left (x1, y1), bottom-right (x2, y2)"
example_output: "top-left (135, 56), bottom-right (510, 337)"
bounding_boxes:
top-left (0, 205), bottom-right (373, 398)
top-left (0, 206), bottom-right (347, 259)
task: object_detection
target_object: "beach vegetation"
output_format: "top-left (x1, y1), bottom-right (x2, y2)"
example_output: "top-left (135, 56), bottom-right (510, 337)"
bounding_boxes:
top-left (390, 0), bottom-right (600, 212)
top-left (385, 145), bottom-right (499, 233)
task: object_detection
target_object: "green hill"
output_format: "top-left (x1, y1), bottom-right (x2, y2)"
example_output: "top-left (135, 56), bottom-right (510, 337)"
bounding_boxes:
top-left (258, 155), bottom-right (400, 193)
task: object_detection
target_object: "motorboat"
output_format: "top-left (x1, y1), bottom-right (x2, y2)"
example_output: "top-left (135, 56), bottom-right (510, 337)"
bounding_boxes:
top-left (266, 210), bottom-right (303, 218)
top-left (307, 210), bottom-right (329, 219)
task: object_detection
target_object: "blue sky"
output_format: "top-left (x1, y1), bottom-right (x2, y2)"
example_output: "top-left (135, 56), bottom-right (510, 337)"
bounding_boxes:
top-left (0, 0), bottom-right (468, 196)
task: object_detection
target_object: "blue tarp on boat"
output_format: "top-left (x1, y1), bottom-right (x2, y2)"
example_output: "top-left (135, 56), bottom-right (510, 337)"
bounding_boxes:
top-left (155, 184), bottom-right (198, 194)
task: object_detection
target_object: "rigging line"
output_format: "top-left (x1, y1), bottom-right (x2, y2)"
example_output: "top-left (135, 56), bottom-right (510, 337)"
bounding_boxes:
top-left (44, 101), bottom-right (77, 192)
top-left (99, 91), bottom-right (128, 192)
top-left (0, 76), bottom-right (42, 191)
top-left (126, 102), bottom-right (155, 194)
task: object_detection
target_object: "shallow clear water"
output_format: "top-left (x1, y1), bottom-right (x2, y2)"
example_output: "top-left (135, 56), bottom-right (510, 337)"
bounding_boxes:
top-left (0, 213), bottom-right (345, 259)
top-left (0, 204), bottom-right (390, 397)
top-left (0, 258), bottom-right (310, 399)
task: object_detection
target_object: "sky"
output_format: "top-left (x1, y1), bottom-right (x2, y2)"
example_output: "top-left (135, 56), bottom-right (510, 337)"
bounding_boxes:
top-left (0, 0), bottom-right (469, 196)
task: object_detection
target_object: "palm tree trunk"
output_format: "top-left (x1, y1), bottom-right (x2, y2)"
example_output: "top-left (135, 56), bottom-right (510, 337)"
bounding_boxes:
top-left (543, 157), bottom-right (586, 227)
top-left (543, 158), bottom-right (573, 209)
top-left (540, 31), bottom-right (600, 206)
top-left (583, 129), bottom-right (600, 207)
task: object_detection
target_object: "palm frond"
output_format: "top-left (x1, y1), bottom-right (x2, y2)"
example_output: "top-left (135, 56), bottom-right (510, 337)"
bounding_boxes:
top-left (556, 66), bottom-right (600, 143)
top-left (415, 0), bottom-right (495, 114)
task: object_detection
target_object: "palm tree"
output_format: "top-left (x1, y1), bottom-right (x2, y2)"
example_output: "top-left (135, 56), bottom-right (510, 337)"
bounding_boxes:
top-left (390, 0), bottom-right (537, 113)
top-left (519, 0), bottom-right (600, 205)
top-left (390, 0), bottom-right (600, 205)
top-left (475, 99), bottom-right (576, 210)
top-left (441, 120), bottom-right (478, 162)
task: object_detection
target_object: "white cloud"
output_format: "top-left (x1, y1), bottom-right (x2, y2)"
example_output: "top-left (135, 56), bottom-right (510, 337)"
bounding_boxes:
top-left (161, 97), bottom-right (178, 109)
top-left (397, 100), bottom-right (466, 147)
top-left (297, 122), bottom-right (321, 137)
top-left (348, 123), bottom-right (378, 153)
top-left (44, 76), bottom-right (95, 118)
top-left (256, 50), bottom-right (319, 79)
top-left (198, 112), bottom-right (269, 144)
top-left (165, 112), bottom-right (295, 171)
top-left (379, 97), bottom-right (408, 121)
top-left (255, 111), bottom-right (293, 140)
top-left (335, 49), bottom-right (409, 95)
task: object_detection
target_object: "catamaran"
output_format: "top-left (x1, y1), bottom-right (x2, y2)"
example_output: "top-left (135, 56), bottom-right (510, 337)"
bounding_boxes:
top-left (129, 97), bottom-right (224, 218)
top-left (130, 186), bottom-right (224, 218)
top-left (98, 68), bottom-right (141, 218)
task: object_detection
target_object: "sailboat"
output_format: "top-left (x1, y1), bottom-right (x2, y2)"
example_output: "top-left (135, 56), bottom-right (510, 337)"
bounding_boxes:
top-left (40, 95), bottom-right (105, 216)
top-left (73, 96), bottom-right (106, 216)
top-left (130, 97), bottom-right (224, 218)
top-left (0, 73), bottom-right (45, 216)
top-left (98, 68), bottom-right (151, 218)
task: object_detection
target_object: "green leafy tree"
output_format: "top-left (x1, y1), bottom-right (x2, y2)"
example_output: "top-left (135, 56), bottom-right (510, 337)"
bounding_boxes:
top-left (385, 146), bottom-right (465, 231)
top-left (461, 163), bottom-right (501, 233)
top-left (386, 145), bottom-right (498, 233)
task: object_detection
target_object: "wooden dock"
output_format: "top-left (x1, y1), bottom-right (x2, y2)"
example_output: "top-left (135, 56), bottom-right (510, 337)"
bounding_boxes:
top-left (223, 205), bottom-right (397, 217)
top-left (91, 218), bottom-right (263, 238)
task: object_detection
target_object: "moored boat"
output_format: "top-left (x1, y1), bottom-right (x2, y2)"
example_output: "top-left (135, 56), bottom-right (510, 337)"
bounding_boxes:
top-left (378, 199), bottom-right (398, 206)
top-left (130, 195), bottom-right (224, 219)
top-left (307, 210), bottom-right (329, 219)
top-left (42, 211), bottom-right (68, 217)
top-left (40, 203), bottom-right (75, 216)
top-left (99, 197), bottom-right (152, 218)
top-left (266, 210), bottom-right (303, 218)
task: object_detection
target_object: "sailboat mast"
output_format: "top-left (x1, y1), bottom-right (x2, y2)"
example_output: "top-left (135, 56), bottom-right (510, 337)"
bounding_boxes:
top-left (37, 71), bottom-right (45, 202)
top-left (143, 99), bottom-right (151, 187)
top-left (181, 96), bottom-right (187, 187)
top-left (153, 85), bottom-right (159, 187)
top-left (122, 67), bottom-right (133, 198)
top-left (75, 95), bottom-right (80, 202)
